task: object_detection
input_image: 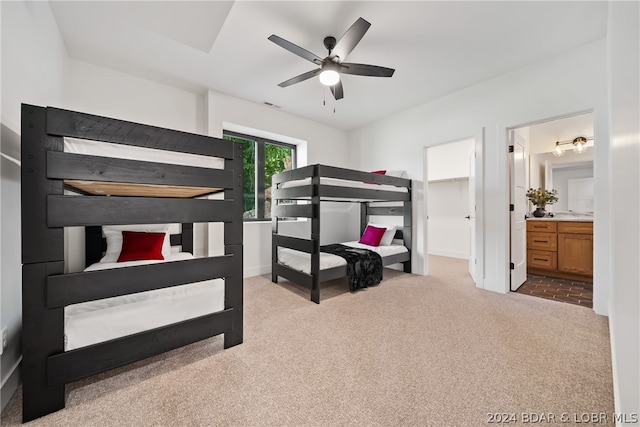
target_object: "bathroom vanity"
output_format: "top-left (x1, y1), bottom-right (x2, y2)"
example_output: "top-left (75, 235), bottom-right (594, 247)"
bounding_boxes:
top-left (526, 218), bottom-right (593, 283)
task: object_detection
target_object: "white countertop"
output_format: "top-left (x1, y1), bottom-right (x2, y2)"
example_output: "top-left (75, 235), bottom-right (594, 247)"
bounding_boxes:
top-left (527, 217), bottom-right (593, 222)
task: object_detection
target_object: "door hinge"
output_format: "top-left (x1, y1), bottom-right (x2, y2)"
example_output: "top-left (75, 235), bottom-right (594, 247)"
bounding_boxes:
top-left (509, 204), bottom-right (514, 211)
top-left (508, 145), bottom-right (514, 153)
top-left (510, 262), bottom-right (515, 270)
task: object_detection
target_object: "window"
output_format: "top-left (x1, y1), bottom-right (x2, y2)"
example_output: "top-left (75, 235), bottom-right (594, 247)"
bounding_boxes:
top-left (223, 131), bottom-right (296, 220)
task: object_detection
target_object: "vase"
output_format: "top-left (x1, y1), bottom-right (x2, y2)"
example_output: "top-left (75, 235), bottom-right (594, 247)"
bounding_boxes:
top-left (532, 207), bottom-right (546, 218)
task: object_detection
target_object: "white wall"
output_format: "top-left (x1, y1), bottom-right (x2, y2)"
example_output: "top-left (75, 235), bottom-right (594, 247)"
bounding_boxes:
top-left (61, 60), bottom-right (208, 273)
top-left (347, 39), bottom-right (610, 315)
top-left (205, 90), bottom-right (353, 277)
top-left (607, 1), bottom-right (640, 422)
top-left (427, 138), bottom-right (473, 181)
top-left (427, 180), bottom-right (470, 259)
top-left (0, 0), bottom-right (69, 410)
top-left (426, 138), bottom-right (473, 259)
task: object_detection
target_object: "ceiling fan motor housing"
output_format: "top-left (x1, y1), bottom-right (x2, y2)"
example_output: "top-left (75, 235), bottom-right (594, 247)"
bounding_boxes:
top-left (323, 36), bottom-right (337, 53)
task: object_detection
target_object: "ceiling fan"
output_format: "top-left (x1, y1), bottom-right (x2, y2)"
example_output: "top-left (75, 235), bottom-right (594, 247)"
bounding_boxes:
top-left (268, 17), bottom-right (395, 100)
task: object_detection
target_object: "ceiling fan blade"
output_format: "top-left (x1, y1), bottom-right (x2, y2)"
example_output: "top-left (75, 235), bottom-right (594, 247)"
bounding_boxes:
top-left (268, 35), bottom-right (323, 65)
top-left (339, 63), bottom-right (395, 77)
top-left (278, 68), bottom-right (321, 88)
top-left (332, 17), bottom-right (371, 61)
top-left (330, 81), bottom-right (344, 100)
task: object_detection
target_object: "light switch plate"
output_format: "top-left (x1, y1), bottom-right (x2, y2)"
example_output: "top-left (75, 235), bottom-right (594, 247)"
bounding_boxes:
top-left (1, 327), bottom-right (7, 354)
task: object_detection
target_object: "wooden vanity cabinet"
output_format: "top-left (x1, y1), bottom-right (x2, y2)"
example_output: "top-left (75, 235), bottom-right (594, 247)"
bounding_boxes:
top-left (557, 222), bottom-right (593, 276)
top-left (526, 220), bottom-right (593, 282)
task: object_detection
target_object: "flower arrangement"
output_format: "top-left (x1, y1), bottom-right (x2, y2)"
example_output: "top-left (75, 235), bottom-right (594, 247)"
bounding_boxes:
top-left (526, 188), bottom-right (558, 208)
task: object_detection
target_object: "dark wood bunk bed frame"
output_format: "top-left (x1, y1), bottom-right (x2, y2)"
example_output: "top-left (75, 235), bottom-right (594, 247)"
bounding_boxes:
top-left (20, 104), bottom-right (243, 422)
top-left (271, 164), bottom-right (412, 304)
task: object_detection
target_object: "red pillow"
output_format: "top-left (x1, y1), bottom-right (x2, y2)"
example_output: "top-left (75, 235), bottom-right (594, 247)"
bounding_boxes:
top-left (366, 170), bottom-right (387, 185)
top-left (117, 231), bottom-right (166, 262)
top-left (358, 225), bottom-right (386, 247)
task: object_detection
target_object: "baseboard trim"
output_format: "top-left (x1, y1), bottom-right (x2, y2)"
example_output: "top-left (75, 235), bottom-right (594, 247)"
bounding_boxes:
top-left (428, 249), bottom-right (469, 260)
top-left (1, 358), bottom-right (21, 413)
top-left (244, 265), bottom-right (271, 278)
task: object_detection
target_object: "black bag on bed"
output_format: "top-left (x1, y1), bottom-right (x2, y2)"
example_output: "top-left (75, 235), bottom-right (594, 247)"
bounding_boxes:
top-left (320, 244), bottom-right (383, 291)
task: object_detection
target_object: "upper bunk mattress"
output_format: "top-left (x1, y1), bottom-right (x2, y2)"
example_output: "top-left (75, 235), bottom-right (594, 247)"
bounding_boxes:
top-left (64, 137), bottom-right (224, 169)
top-left (63, 137), bottom-right (225, 197)
top-left (64, 253), bottom-right (225, 351)
top-left (277, 241), bottom-right (408, 274)
top-left (279, 177), bottom-right (408, 193)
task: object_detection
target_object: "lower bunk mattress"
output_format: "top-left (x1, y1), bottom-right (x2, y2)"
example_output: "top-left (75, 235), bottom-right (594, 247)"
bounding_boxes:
top-left (277, 241), bottom-right (408, 274)
top-left (64, 253), bottom-right (225, 351)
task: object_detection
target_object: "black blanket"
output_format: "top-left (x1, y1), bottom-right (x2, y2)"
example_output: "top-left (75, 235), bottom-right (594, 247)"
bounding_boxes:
top-left (320, 244), bottom-right (383, 291)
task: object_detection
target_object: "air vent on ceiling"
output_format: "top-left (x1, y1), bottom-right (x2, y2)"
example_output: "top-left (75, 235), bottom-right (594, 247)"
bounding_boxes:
top-left (263, 101), bottom-right (281, 109)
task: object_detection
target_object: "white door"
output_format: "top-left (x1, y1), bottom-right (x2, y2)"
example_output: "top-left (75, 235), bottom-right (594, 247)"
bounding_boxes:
top-left (468, 148), bottom-right (477, 284)
top-left (510, 132), bottom-right (527, 290)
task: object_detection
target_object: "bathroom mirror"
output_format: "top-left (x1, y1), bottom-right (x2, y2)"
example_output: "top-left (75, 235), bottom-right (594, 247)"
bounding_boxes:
top-left (545, 158), bottom-right (594, 213)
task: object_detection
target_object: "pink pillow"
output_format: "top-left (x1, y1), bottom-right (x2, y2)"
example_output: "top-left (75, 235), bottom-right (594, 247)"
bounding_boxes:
top-left (117, 231), bottom-right (166, 262)
top-left (358, 225), bottom-right (386, 247)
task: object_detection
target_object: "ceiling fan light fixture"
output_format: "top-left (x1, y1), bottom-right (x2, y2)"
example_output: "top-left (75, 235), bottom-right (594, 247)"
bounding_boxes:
top-left (319, 69), bottom-right (340, 86)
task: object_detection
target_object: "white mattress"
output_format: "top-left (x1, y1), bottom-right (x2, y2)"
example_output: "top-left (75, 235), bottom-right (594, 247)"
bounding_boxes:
top-left (64, 136), bottom-right (224, 169)
top-left (64, 253), bottom-right (225, 351)
top-left (277, 241), bottom-right (408, 274)
top-left (279, 177), bottom-right (408, 193)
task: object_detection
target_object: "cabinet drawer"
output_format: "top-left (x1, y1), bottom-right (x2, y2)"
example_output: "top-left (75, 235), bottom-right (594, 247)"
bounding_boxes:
top-left (527, 250), bottom-right (557, 270)
top-left (527, 221), bottom-right (557, 232)
top-left (527, 232), bottom-right (557, 251)
top-left (558, 221), bottom-right (593, 234)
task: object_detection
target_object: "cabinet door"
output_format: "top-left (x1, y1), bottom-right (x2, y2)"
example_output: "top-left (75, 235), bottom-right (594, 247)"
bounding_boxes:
top-left (558, 233), bottom-right (593, 275)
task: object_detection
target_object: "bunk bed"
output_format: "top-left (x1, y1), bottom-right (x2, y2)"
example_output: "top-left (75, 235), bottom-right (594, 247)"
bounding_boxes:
top-left (20, 104), bottom-right (243, 422)
top-left (271, 164), bottom-right (412, 304)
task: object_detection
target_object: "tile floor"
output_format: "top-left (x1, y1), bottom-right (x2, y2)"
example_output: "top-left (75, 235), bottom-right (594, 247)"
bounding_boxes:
top-left (516, 274), bottom-right (593, 308)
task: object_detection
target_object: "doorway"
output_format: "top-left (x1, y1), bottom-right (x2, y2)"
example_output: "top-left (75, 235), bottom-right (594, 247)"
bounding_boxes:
top-left (509, 112), bottom-right (595, 308)
top-left (424, 138), bottom-right (477, 285)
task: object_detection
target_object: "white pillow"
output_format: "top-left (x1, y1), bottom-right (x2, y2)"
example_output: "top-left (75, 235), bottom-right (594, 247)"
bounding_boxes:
top-left (385, 170), bottom-right (407, 178)
top-left (367, 222), bottom-right (397, 246)
top-left (100, 224), bottom-right (170, 263)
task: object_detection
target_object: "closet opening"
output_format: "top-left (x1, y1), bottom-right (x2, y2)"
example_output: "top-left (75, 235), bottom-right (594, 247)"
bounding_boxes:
top-left (424, 138), bottom-right (477, 286)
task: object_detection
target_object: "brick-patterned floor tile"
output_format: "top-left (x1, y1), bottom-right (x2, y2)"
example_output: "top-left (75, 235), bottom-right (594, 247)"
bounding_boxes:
top-left (516, 274), bottom-right (592, 308)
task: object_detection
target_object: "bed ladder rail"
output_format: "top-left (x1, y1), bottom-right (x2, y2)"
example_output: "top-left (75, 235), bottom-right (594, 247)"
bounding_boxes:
top-left (272, 235), bottom-right (314, 253)
top-left (46, 255), bottom-right (234, 308)
top-left (271, 262), bottom-right (314, 290)
top-left (47, 309), bottom-right (235, 387)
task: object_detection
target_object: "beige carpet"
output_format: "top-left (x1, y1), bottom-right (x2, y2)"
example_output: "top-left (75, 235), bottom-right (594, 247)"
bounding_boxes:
top-left (2, 256), bottom-right (614, 426)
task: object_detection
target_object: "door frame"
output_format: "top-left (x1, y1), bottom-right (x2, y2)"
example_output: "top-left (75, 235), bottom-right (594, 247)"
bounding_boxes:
top-left (422, 128), bottom-right (484, 289)
top-left (501, 109), bottom-right (603, 312)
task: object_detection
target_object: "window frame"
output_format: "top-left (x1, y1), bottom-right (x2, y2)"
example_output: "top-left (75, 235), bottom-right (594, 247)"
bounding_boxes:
top-left (223, 130), bottom-right (297, 222)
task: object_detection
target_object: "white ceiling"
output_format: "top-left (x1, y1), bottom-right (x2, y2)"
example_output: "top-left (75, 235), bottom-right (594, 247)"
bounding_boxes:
top-left (48, 1), bottom-right (608, 131)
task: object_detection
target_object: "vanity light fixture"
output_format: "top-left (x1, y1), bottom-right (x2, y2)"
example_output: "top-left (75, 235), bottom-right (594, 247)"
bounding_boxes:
top-left (552, 136), bottom-right (593, 157)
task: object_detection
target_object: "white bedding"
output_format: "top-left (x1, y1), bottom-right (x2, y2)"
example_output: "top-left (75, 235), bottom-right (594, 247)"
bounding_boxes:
top-left (65, 253), bottom-right (225, 351)
top-left (64, 137), bottom-right (224, 169)
top-left (279, 177), bottom-right (408, 193)
top-left (277, 241), bottom-right (408, 274)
